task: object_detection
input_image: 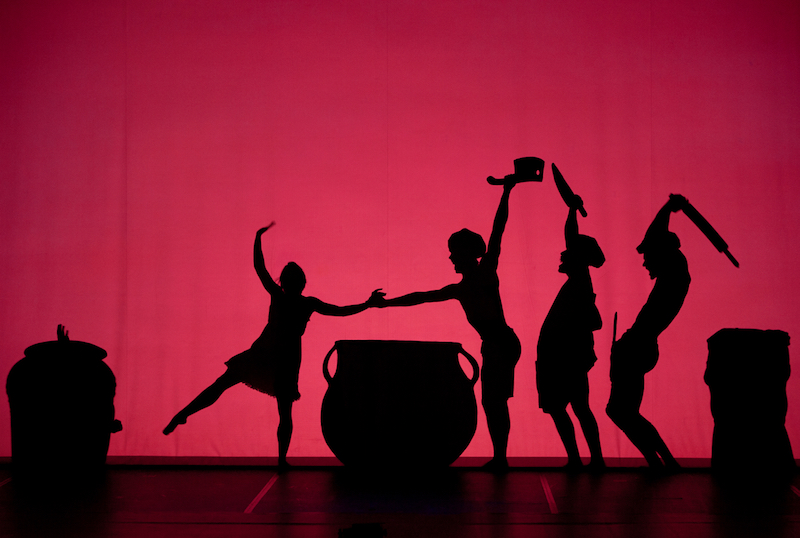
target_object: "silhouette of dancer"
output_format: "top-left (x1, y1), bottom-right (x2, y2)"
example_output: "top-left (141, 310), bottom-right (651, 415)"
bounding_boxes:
top-left (605, 194), bottom-right (690, 469)
top-left (164, 223), bottom-right (383, 470)
top-left (536, 196), bottom-right (605, 470)
top-left (374, 182), bottom-right (522, 471)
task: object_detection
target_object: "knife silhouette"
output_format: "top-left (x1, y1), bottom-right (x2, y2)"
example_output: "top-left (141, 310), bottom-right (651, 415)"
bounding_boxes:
top-left (552, 163), bottom-right (587, 217)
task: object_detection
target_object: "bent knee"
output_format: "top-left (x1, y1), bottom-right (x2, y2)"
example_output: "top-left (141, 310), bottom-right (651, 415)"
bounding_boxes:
top-left (571, 404), bottom-right (595, 422)
top-left (606, 402), bottom-right (632, 426)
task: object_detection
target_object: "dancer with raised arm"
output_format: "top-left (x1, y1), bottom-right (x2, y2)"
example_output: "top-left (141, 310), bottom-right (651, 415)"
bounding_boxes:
top-left (164, 223), bottom-right (383, 470)
top-left (536, 194), bottom-right (605, 470)
top-left (605, 194), bottom-right (690, 470)
top-left (374, 181), bottom-right (522, 471)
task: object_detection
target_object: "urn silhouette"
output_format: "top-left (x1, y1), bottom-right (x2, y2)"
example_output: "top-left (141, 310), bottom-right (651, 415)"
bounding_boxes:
top-left (321, 340), bottom-right (479, 468)
top-left (6, 328), bottom-right (122, 484)
top-left (705, 328), bottom-right (794, 476)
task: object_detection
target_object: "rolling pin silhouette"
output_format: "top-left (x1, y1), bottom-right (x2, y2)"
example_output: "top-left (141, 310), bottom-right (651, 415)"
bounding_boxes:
top-left (676, 194), bottom-right (739, 267)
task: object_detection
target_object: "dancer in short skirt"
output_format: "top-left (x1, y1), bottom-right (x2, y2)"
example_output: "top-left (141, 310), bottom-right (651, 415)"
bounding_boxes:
top-left (164, 223), bottom-right (383, 469)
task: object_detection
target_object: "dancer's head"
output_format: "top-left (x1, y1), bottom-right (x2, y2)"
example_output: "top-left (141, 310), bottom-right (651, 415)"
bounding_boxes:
top-left (560, 234), bottom-right (604, 274)
top-left (637, 232), bottom-right (681, 279)
top-left (448, 228), bottom-right (485, 274)
top-left (280, 262), bottom-right (306, 295)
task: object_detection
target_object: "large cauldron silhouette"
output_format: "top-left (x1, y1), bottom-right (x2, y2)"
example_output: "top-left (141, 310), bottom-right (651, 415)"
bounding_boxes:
top-left (321, 340), bottom-right (479, 468)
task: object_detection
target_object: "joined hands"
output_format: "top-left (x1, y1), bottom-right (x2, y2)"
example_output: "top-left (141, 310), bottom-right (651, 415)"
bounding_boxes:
top-left (366, 288), bottom-right (386, 307)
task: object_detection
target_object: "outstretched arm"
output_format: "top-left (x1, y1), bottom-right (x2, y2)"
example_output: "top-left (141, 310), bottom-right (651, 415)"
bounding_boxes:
top-left (312, 289), bottom-right (386, 316)
top-left (484, 183), bottom-right (515, 271)
top-left (377, 284), bottom-right (458, 308)
top-left (254, 223), bottom-right (281, 295)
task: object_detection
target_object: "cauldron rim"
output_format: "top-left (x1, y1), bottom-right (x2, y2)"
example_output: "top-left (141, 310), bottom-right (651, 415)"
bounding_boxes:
top-left (323, 338), bottom-right (480, 386)
top-left (333, 339), bottom-right (463, 346)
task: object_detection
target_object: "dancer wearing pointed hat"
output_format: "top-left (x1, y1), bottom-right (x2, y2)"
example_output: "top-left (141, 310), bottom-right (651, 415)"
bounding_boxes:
top-left (536, 194), bottom-right (605, 470)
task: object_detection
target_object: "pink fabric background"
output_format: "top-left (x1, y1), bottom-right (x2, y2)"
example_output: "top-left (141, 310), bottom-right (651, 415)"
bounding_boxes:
top-left (1, 0), bottom-right (798, 460)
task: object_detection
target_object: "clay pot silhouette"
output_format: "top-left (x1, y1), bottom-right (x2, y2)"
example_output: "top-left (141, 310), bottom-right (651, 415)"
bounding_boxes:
top-left (321, 340), bottom-right (479, 468)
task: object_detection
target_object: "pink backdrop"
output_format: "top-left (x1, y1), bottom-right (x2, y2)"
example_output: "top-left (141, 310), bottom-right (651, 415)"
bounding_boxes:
top-left (1, 0), bottom-right (798, 460)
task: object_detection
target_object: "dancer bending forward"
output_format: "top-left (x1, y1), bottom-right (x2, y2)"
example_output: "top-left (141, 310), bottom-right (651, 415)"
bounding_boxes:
top-left (606, 195), bottom-right (690, 469)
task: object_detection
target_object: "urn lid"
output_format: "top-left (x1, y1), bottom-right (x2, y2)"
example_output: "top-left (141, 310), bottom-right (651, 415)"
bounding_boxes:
top-left (23, 325), bottom-right (107, 361)
top-left (24, 340), bottom-right (107, 361)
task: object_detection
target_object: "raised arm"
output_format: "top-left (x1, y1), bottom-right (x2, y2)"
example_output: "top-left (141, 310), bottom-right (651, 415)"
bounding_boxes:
top-left (254, 223), bottom-right (281, 295)
top-left (484, 183), bottom-right (515, 271)
top-left (642, 194), bottom-right (687, 244)
top-left (564, 195), bottom-right (582, 250)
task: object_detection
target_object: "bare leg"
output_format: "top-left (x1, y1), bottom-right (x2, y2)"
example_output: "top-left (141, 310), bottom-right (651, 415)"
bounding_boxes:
top-left (572, 398), bottom-right (604, 468)
top-left (606, 373), bottom-right (662, 467)
top-left (653, 432), bottom-right (680, 469)
top-left (163, 370), bottom-right (240, 435)
top-left (482, 398), bottom-right (510, 470)
top-left (550, 408), bottom-right (582, 467)
top-left (277, 398), bottom-right (293, 470)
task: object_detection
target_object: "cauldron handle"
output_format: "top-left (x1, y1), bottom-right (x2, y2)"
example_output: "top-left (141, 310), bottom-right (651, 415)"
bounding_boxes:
top-left (322, 342), bottom-right (337, 384)
top-left (458, 346), bottom-right (480, 386)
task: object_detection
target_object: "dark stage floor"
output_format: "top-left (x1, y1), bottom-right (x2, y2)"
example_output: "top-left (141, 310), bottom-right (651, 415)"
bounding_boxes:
top-left (1, 461), bottom-right (799, 537)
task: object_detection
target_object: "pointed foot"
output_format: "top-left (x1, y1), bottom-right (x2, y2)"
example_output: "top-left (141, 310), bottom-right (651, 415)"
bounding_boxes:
top-left (163, 416), bottom-right (186, 435)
